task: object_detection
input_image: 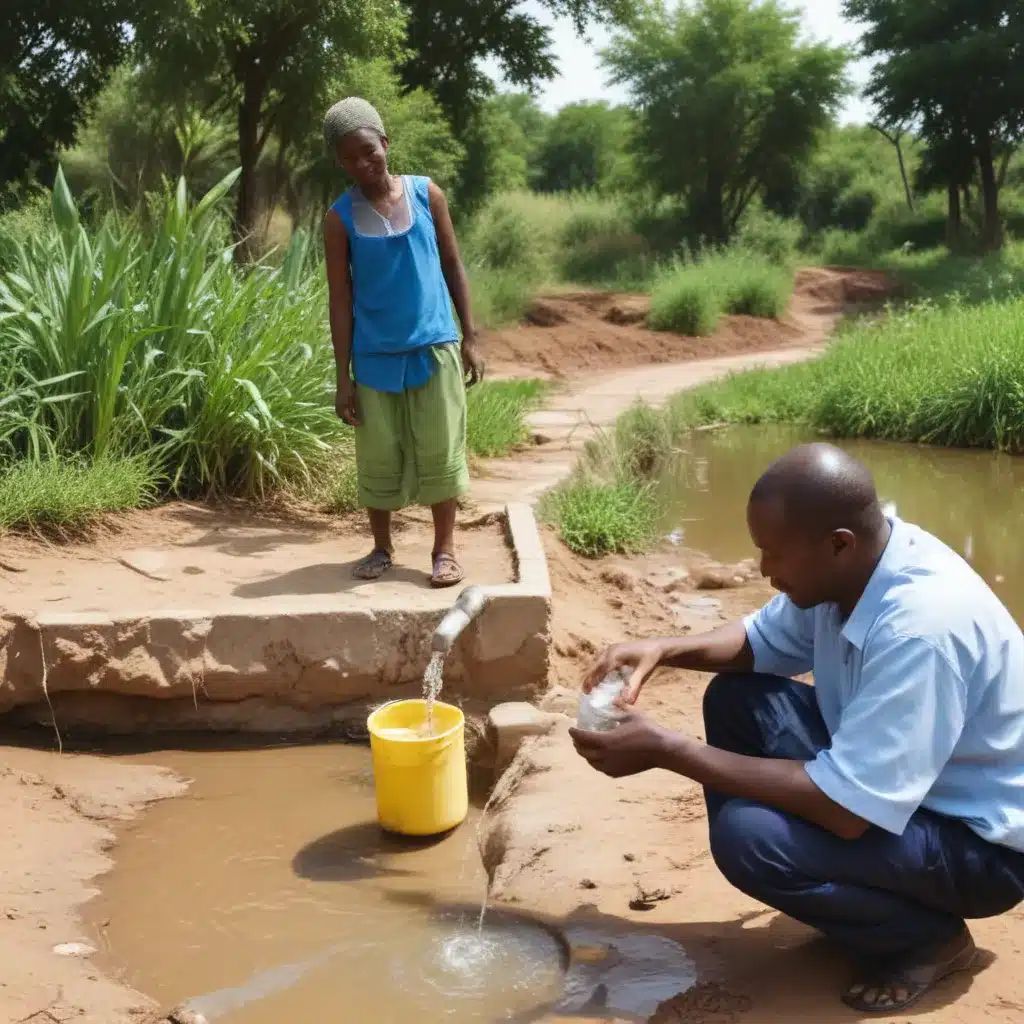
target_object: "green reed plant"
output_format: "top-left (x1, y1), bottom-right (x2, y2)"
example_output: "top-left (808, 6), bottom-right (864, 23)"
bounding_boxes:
top-left (0, 168), bottom-right (347, 499)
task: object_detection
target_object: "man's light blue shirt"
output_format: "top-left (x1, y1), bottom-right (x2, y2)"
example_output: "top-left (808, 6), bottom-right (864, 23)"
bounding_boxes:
top-left (744, 517), bottom-right (1024, 852)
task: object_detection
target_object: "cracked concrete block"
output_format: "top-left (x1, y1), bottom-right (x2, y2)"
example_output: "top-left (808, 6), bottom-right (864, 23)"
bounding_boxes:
top-left (488, 702), bottom-right (560, 772)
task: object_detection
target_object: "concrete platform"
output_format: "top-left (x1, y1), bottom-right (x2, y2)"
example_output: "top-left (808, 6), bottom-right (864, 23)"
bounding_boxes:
top-left (0, 505), bottom-right (551, 734)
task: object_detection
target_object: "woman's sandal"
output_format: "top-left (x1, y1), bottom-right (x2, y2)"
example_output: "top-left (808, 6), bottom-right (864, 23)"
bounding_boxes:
top-left (430, 552), bottom-right (465, 589)
top-left (841, 930), bottom-right (978, 1013)
top-left (352, 548), bottom-right (393, 580)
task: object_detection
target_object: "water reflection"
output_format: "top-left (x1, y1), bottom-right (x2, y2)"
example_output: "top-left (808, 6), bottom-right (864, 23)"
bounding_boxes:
top-left (659, 426), bottom-right (1024, 623)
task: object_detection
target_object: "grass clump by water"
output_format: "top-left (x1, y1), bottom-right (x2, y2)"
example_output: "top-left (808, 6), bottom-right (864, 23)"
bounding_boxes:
top-left (543, 479), bottom-right (659, 558)
top-left (648, 251), bottom-right (794, 336)
top-left (0, 456), bottom-right (157, 532)
top-left (671, 294), bottom-right (1024, 453)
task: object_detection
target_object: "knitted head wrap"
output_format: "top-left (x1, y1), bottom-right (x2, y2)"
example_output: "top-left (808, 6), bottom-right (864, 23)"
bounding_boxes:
top-left (323, 97), bottom-right (386, 150)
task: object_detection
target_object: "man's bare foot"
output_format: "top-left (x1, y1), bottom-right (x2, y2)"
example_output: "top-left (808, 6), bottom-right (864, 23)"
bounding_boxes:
top-left (352, 548), bottom-right (393, 580)
top-left (842, 925), bottom-right (978, 1013)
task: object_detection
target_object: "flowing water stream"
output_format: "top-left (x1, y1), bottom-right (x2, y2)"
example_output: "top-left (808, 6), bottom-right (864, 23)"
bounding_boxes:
top-left (661, 426), bottom-right (1024, 623)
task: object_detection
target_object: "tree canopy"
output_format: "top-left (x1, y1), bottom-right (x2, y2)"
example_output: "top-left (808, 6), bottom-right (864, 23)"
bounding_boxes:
top-left (133, 0), bottom-right (406, 250)
top-left (533, 101), bottom-right (634, 193)
top-left (846, 0), bottom-right (1024, 249)
top-left (603, 0), bottom-right (849, 243)
top-left (1, 1), bottom-right (135, 200)
top-left (400, 0), bottom-right (629, 134)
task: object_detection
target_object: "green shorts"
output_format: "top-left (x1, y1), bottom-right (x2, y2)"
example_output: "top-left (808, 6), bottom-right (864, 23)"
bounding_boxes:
top-left (354, 343), bottom-right (470, 511)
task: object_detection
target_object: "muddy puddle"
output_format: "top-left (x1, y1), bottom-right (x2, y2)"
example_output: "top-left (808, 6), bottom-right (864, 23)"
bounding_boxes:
top-left (661, 426), bottom-right (1024, 623)
top-left (88, 743), bottom-right (568, 1022)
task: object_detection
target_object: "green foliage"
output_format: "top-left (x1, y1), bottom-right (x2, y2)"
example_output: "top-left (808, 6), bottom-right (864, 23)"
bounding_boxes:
top-left (0, 193), bottom-right (51, 271)
top-left (734, 205), bottom-right (802, 265)
top-left (648, 250), bottom-right (794, 334)
top-left (846, 0), bottom-right (1024, 251)
top-left (603, 0), bottom-right (849, 244)
top-left (399, 0), bottom-right (625, 135)
top-left (61, 67), bottom-right (236, 210)
top-left (133, 0), bottom-right (407, 245)
top-left (673, 250), bottom-right (1024, 452)
top-left (532, 102), bottom-right (634, 194)
top-left (455, 95), bottom-right (541, 213)
top-left (544, 479), bottom-right (659, 557)
top-left (0, 455), bottom-right (158, 532)
top-left (465, 379), bottom-right (547, 457)
top-left (2, 3), bottom-right (134, 197)
top-left (0, 168), bottom-right (348, 498)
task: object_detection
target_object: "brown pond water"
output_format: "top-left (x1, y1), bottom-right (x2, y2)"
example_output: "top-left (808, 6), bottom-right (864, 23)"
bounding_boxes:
top-left (89, 741), bottom-right (700, 1022)
top-left (88, 743), bottom-right (568, 1023)
top-left (662, 426), bottom-right (1024, 624)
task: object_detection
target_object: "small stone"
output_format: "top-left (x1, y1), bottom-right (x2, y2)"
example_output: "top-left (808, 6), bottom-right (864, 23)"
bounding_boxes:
top-left (532, 433), bottom-right (554, 446)
top-left (623, 852), bottom-right (636, 862)
top-left (600, 568), bottom-right (637, 592)
top-left (693, 567), bottom-right (742, 591)
top-left (53, 941), bottom-right (97, 957)
top-left (579, 878), bottom-right (598, 890)
top-left (488, 702), bottom-right (559, 773)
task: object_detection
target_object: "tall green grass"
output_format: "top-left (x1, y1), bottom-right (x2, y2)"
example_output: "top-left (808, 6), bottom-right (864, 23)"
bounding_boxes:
top-left (0, 169), bottom-right (344, 499)
top-left (671, 294), bottom-right (1024, 452)
top-left (466, 378), bottom-right (547, 457)
top-left (648, 250), bottom-right (795, 336)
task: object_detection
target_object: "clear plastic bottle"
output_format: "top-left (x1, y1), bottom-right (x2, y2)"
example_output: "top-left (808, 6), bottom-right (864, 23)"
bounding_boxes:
top-left (577, 668), bottom-right (630, 732)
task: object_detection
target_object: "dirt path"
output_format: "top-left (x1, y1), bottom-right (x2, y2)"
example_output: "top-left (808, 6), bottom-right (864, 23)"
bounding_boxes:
top-left (474, 267), bottom-right (885, 509)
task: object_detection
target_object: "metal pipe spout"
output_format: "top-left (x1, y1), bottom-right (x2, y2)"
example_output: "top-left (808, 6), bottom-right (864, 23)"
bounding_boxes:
top-left (431, 585), bottom-right (489, 654)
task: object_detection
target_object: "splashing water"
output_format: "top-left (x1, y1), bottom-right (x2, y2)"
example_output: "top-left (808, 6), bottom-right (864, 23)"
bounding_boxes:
top-left (422, 650), bottom-right (445, 733)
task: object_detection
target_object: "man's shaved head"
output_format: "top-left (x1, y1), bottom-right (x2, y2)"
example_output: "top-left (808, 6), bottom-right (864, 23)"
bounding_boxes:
top-left (749, 443), bottom-right (883, 536)
top-left (746, 444), bottom-right (890, 610)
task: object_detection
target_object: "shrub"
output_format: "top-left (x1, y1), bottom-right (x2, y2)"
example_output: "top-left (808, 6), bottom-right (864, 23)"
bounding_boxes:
top-left (543, 479), bottom-right (659, 557)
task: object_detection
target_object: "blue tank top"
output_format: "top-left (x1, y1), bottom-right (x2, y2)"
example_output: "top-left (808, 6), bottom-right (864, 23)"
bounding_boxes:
top-left (332, 175), bottom-right (459, 393)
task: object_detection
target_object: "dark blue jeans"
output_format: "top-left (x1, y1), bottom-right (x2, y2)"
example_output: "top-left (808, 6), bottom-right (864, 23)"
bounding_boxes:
top-left (703, 672), bottom-right (1024, 957)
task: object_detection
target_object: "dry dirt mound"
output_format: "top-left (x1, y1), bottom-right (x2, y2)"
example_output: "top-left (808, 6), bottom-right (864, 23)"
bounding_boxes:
top-left (482, 268), bottom-right (897, 379)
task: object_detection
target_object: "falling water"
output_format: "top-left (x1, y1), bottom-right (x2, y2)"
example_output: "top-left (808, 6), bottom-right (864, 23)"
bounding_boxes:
top-left (422, 650), bottom-right (445, 733)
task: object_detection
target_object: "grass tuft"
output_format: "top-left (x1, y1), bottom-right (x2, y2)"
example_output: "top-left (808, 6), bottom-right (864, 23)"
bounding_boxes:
top-left (543, 479), bottom-right (659, 558)
top-left (466, 379), bottom-right (547, 457)
top-left (0, 456), bottom-right (157, 532)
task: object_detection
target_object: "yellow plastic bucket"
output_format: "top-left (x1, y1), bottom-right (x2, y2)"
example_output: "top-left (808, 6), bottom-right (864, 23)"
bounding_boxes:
top-left (366, 699), bottom-right (468, 836)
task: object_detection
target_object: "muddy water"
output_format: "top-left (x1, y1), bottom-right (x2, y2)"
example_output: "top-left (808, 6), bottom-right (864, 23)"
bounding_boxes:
top-left (88, 743), bottom-right (565, 1022)
top-left (662, 426), bottom-right (1024, 622)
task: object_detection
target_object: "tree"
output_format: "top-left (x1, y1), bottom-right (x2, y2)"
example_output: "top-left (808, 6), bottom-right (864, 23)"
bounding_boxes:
top-left (533, 101), bottom-right (634, 193)
top-left (399, 0), bottom-right (630, 134)
top-left (603, 0), bottom-right (848, 244)
top-left (846, 0), bottom-right (1024, 251)
top-left (134, 0), bottom-right (406, 255)
top-left (1, 2), bottom-right (135, 199)
top-left (453, 94), bottom-right (545, 213)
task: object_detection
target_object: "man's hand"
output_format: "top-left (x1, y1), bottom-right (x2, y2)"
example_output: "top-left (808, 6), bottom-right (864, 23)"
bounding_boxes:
top-left (461, 335), bottom-right (485, 387)
top-left (335, 378), bottom-right (360, 427)
top-left (569, 712), bottom-right (675, 778)
top-left (583, 638), bottom-right (667, 704)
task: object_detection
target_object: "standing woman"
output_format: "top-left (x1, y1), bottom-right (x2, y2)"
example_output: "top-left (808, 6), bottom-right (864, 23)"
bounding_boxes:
top-left (322, 97), bottom-right (484, 588)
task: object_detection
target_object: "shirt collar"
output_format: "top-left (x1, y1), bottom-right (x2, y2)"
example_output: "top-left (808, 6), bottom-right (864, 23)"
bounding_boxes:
top-left (840, 516), bottom-right (904, 650)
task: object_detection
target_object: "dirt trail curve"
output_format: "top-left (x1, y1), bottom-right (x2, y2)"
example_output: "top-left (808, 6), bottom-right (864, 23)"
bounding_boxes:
top-left (473, 267), bottom-right (890, 510)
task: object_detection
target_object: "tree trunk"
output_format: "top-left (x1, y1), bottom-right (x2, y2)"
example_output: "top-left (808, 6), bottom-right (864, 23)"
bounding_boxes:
top-left (975, 132), bottom-right (1003, 251)
top-left (946, 182), bottom-right (962, 250)
top-left (235, 67), bottom-right (265, 262)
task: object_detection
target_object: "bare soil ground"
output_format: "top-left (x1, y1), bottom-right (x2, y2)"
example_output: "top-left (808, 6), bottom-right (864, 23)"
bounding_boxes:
top-left (481, 268), bottom-right (894, 379)
top-left (1, 504), bottom-right (513, 617)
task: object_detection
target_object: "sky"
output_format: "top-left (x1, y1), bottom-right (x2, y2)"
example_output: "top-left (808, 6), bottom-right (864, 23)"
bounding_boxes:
top-left (482, 0), bottom-right (876, 125)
